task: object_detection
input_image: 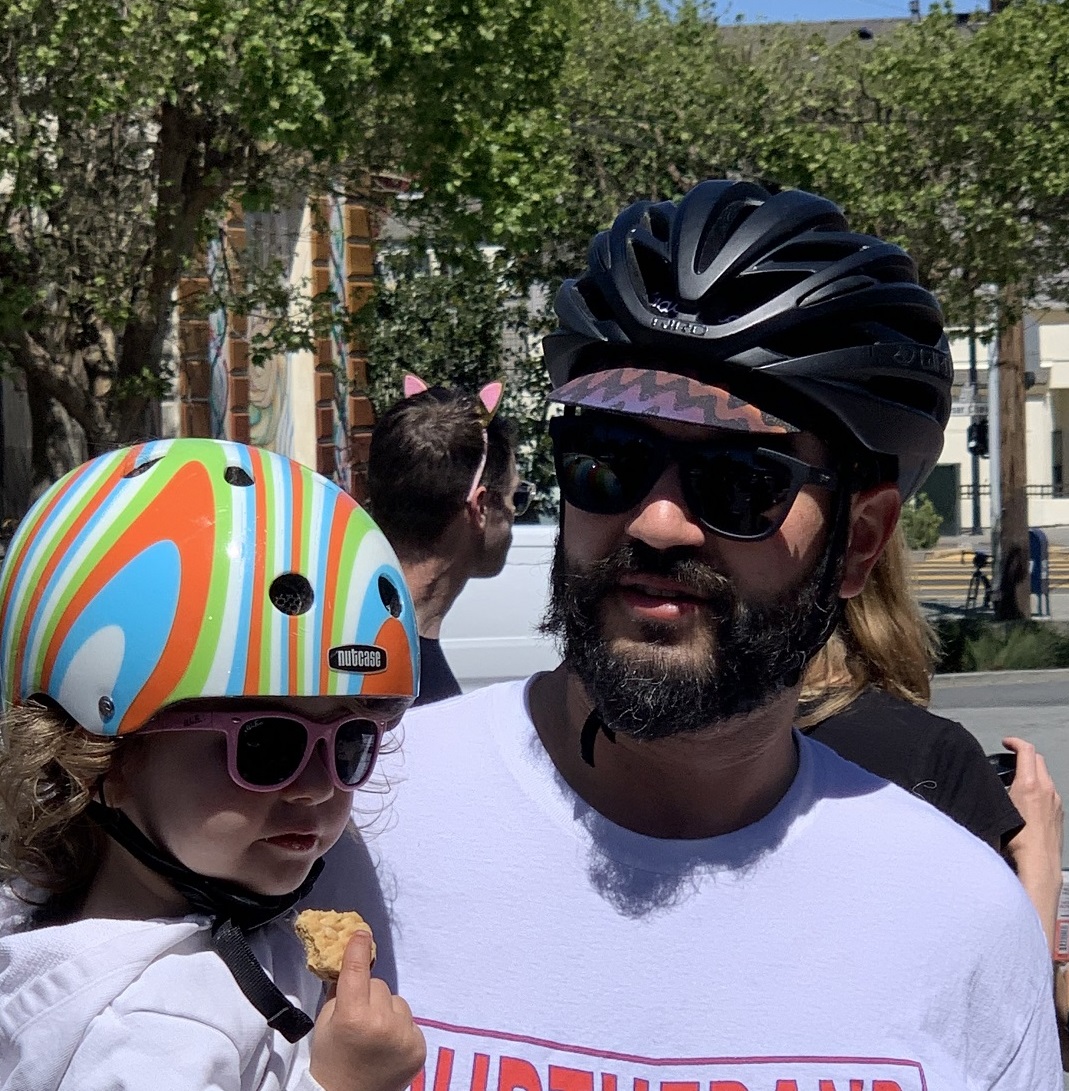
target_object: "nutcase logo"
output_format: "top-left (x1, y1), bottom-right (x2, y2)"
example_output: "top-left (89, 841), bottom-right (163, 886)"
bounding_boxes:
top-left (328, 644), bottom-right (387, 673)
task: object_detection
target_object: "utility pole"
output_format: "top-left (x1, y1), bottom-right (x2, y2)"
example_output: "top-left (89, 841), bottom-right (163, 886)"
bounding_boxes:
top-left (983, 0), bottom-right (1029, 619)
top-left (988, 336), bottom-right (1001, 579)
top-left (968, 324), bottom-right (982, 535)
top-left (994, 293), bottom-right (1030, 620)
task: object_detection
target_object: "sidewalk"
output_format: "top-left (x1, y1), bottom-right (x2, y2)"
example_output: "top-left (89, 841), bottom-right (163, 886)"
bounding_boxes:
top-left (914, 524), bottom-right (1069, 621)
top-left (920, 594), bottom-right (1069, 622)
top-left (910, 526), bottom-right (1069, 621)
top-left (936, 523), bottom-right (1069, 552)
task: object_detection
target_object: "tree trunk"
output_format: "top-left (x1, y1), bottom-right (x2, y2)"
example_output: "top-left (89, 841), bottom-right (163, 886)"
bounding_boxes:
top-left (115, 102), bottom-right (232, 443)
top-left (994, 304), bottom-right (1030, 620)
top-left (26, 370), bottom-right (87, 502)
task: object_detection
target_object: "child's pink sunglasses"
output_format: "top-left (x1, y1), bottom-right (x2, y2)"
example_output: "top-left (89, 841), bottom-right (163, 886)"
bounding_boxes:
top-left (139, 707), bottom-right (397, 793)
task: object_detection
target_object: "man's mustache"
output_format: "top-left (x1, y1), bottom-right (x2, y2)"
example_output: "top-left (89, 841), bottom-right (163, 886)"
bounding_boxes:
top-left (566, 541), bottom-right (736, 614)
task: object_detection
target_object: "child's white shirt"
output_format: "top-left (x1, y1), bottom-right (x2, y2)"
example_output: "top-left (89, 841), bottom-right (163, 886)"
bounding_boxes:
top-left (0, 891), bottom-right (326, 1090)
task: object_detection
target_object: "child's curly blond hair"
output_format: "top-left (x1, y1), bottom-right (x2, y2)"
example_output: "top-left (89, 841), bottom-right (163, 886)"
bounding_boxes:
top-left (0, 702), bottom-right (118, 904)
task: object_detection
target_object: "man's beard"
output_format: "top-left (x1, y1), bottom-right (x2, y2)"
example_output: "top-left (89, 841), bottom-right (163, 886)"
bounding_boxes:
top-left (541, 535), bottom-right (843, 740)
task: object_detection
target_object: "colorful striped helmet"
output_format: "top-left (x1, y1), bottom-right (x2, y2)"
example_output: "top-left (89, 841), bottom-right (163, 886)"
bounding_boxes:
top-left (0, 439), bottom-right (419, 736)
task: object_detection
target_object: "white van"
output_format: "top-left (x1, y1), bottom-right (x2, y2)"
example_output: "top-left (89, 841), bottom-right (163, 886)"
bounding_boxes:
top-left (438, 523), bottom-right (560, 690)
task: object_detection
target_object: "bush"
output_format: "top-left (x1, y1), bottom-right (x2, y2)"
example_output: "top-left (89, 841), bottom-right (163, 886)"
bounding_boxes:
top-left (899, 493), bottom-right (943, 550)
top-left (934, 617), bottom-right (1069, 673)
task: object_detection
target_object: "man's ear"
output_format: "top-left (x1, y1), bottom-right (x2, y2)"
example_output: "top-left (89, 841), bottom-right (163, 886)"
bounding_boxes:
top-left (839, 483), bottom-right (901, 599)
top-left (465, 484), bottom-right (490, 532)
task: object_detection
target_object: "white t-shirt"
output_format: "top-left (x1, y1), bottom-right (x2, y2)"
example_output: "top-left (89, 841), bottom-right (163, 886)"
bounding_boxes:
top-left (315, 679), bottom-right (1060, 1091)
top-left (0, 896), bottom-right (325, 1091)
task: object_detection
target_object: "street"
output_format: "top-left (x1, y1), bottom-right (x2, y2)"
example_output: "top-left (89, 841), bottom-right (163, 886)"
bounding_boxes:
top-left (932, 670), bottom-right (1069, 865)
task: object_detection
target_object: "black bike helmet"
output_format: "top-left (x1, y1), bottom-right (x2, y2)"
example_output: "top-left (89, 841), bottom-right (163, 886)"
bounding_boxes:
top-left (543, 179), bottom-right (952, 498)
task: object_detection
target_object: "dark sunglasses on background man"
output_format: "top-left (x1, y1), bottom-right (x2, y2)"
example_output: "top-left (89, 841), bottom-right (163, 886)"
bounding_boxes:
top-left (512, 480), bottom-right (535, 517)
top-left (549, 412), bottom-right (838, 542)
top-left (139, 707), bottom-right (399, 792)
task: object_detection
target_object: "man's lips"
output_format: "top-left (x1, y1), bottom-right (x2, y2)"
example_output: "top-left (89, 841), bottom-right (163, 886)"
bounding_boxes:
top-left (614, 576), bottom-right (712, 620)
top-left (617, 575), bottom-right (709, 604)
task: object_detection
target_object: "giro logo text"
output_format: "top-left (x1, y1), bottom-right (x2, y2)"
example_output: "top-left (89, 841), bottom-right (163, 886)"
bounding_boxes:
top-left (650, 317), bottom-right (708, 337)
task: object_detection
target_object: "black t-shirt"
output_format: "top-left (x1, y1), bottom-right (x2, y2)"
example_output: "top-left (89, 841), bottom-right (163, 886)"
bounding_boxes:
top-left (414, 636), bottom-right (463, 706)
top-left (805, 688), bottom-right (1023, 849)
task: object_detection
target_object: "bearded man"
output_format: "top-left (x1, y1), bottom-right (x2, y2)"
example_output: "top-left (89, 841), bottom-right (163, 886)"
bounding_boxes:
top-left (316, 180), bottom-right (1059, 1088)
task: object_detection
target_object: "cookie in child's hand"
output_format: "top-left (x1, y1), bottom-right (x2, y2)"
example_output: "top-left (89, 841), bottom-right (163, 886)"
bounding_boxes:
top-left (294, 909), bottom-right (376, 982)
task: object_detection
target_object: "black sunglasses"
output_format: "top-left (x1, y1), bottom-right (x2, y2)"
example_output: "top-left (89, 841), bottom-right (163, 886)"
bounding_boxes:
top-left (512, 480), bottom-right (534, 517)
top-left (550, 413), bottom-right (838, 542)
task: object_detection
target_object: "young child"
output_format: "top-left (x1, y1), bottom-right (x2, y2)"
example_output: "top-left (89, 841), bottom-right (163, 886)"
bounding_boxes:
top-left (0, 438), bottom-right (425, 1091)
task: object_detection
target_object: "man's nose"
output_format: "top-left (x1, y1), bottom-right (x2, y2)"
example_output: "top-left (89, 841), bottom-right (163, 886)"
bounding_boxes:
top-left (624, 463), bottom-right (706, 552)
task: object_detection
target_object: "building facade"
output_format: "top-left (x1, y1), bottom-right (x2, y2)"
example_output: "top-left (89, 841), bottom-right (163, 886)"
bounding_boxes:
top-left (937, 309), bottom-right (1069, 534)
top-left (170, 195), bottom-right (378, 499)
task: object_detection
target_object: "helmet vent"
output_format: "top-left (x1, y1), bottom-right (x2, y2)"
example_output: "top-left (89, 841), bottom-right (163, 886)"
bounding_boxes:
top-left (695, 200), bottom-right (759, 275)
top-left (772, 239), bottom-right (859, 264)
top-left (269, 573), bottom-right (315, 616)
top-left (123, 457), bottom-right (164, 479)
top-left (861, 376), bottom-right (945, 418)
top-left (646, 206), bottom-right (672, 243)
top-left (378, 575), bottom-right (403, 618)
top-left (577, 278), bottom-right (615, 322)
top-left (632, 247), bottom-right (675, 310)
top-left (224, 466), bottom-right (254, 487)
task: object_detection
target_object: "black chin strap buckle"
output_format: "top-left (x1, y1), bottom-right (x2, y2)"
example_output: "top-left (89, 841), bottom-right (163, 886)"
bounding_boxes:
top-left (211, 919), bottom-right (314, 1043)
top-left (580, 709), bottom-right (615, 767)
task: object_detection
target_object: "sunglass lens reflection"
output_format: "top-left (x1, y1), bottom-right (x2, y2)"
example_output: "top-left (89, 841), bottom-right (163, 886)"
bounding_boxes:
top-left (512, 483), bottom-right (533, 516)
top-left (687, 452), bottom-right (796, 538)
top-left (236, 717), bottom-right (308, 787)
top-left (559, 441), bottom-right (656, 514)
top-left (334, 720), bottom-right (378, 786)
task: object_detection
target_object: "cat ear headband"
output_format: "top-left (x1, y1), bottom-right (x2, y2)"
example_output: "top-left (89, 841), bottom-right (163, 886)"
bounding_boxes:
top-left (403, 374), bottom-right (505, 501)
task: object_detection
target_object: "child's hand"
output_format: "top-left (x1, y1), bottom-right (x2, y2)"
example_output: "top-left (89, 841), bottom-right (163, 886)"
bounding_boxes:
top-left (310, 930), bottom-right (426, 1091)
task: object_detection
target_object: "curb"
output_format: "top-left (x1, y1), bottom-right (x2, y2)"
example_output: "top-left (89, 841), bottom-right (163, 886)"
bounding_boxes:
top-left (932, 668), bottom-right (1069, 688)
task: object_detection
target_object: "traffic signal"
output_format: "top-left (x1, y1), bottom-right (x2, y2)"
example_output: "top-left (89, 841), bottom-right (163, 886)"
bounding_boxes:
top-left (967, 417), bottom-right (989, 458)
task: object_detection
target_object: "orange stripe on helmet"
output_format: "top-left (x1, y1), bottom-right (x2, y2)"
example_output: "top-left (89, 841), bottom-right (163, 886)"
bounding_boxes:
top-left (243, 447), bottom-right (269, 695)
top-left (360, 616), bottom-right (415, 698)
top-left (109, 462), bottom-right (216, 733)
top-left (318, 500), bottom-right (350, 689)
top-left (13, 450), bottom-right (141, 700)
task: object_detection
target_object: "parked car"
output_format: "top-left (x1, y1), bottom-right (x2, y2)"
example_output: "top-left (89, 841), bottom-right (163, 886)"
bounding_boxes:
top-left (438, 522), bottom-right (560, 690)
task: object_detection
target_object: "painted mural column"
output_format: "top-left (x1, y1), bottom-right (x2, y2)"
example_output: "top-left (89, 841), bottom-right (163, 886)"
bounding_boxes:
top-left (309, 197), bottom-right (378, 499)
top-left (342, 202), bottom-right (378, 502)
top-left (177, 195), bottom-right (378, 499)
top-left (177, 204), bottom-right (251, 444)
top-left (224, 207), bottom-right (252, 446)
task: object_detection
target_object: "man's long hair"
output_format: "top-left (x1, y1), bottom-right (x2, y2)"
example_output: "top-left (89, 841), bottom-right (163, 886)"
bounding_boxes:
top-left (798, 527), bottom-right (936, 727)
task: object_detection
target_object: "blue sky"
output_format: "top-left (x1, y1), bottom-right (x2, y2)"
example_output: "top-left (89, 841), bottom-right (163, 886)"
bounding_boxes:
top-left (723, 1), bottom-right (980, 21)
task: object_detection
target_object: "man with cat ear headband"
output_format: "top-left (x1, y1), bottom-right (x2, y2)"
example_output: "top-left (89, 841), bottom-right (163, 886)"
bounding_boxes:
top-left (366, 375), bottom-right (526, 704)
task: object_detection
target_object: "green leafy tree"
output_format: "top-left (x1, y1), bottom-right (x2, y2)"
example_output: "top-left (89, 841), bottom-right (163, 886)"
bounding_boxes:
top-left (0, 0), bottom-right (575, 496)
top-left (363, 242), bottom-right (556, 515)
top-left (898, 493), bottom-right (943, 551)
top-left (762, 2), bottom-right (1069, 332)
top-left (518, 0), bottom-right (792, 284)
top-left (526, 0), bottom-right (1069, 332)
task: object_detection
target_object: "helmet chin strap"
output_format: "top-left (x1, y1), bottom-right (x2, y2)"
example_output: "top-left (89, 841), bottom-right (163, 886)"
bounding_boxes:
top-left (87, 800), bottom-right (319, 1042)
